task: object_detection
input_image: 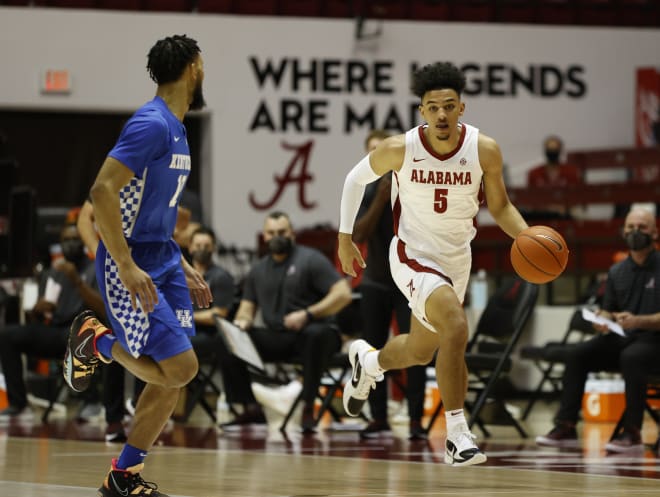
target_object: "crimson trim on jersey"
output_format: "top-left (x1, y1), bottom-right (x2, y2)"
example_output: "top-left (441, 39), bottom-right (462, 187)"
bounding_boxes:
top-left (396, 239), bottom-right (453, 286)
top-left (417, 124), bottom-right (466, 161)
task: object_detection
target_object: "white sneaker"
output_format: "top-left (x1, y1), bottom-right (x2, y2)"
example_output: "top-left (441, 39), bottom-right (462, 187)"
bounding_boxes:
top-left (342, 339), bottom-right (382, 417)
top-left (252, 380), bottom-right (303, 417)
top-left (445, 426), bottom-right (487, 466)
top-left (76, 402), bottom-right (104, 422)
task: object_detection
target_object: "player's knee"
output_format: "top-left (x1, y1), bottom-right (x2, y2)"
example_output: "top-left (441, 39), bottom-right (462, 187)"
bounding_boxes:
top-left (409, 347), bottom-right (436, 365)
top-left (163, 354), bottom-right (199, 387)
top-left (439, 316), bottom-right (469, 349)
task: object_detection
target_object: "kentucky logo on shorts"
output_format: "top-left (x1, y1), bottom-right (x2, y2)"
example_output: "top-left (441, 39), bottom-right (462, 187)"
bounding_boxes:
top-left (176, 309), bottom-right (193, 328)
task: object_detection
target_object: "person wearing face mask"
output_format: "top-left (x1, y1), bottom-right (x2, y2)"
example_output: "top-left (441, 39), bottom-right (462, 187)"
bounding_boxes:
top-left (0, 223), bottom-right (106, 419)
top-left (537, 207), bottom-right (660, 452)
top-left (217, 211), bottom-right (352, 434)
top-left (526, 135), bottom-right (582, 219)
top-left (187, 226), bottom-right (236, 346)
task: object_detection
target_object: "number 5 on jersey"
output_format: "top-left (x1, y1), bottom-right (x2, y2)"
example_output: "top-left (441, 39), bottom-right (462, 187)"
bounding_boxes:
top-left (434, 188), bottom-right (448, 213)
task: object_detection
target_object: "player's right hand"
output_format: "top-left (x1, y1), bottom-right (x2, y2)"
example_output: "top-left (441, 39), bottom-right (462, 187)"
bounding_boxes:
top-left (337, 232), bottom-right (365, 277)
top-left (118, 262), bottom-right (158, 313)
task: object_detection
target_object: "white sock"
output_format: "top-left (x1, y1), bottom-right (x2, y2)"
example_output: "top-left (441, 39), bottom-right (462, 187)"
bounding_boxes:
top-left (445, 409), bottom-right (468, 433)
top-left (363, 350), bottom-right (386, 377)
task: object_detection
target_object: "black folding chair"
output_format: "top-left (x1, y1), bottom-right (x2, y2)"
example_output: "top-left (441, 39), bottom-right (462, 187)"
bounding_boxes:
top-left (276, 351), bottom-right (352, 432)
top-left (609, 376), bottom-right (660, 444)
top-left (519, 309), bottom-right (596, 420)
top-left (181, 333), bottom-right (225, 423)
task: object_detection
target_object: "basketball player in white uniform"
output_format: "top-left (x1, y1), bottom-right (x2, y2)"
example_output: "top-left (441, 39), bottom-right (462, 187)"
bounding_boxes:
top-left (338, 62), bottom-right (529, 466)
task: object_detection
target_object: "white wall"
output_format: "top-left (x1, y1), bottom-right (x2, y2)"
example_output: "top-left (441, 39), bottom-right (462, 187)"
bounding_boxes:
top-left (1, 7), bottom-right (659, 246)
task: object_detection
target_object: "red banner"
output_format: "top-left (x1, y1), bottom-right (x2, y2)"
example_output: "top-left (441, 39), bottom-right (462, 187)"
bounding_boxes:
top-left (636, 68), bottom-right (660, 146)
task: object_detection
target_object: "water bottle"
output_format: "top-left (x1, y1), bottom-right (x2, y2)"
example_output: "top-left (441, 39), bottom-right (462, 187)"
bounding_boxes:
top-left (470, 269), bottom-right (488, 311)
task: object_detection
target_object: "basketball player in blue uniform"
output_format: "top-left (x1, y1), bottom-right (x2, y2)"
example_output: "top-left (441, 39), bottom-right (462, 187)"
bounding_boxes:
top-left (62, 35), bottom-right (212, 497)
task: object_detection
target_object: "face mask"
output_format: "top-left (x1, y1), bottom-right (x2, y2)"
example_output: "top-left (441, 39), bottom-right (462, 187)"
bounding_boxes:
top-left (268, 236), bottom-right (293, 255)
top-left (545, 150), bottom-right (560, 163)
top-left (624, 230), bottom-right (653, 251)
top-left (191, 249), bottom-right (213, 266)
top-left (61, 239), bottom-right (85, 263)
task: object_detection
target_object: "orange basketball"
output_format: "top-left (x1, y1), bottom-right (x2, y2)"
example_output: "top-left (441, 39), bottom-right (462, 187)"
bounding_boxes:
top-left (510, 226), bottom-right (569, 284)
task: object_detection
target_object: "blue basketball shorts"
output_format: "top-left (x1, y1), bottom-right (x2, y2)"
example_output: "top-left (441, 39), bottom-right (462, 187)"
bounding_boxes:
top-left (96, 240), bottom-right (195, 362)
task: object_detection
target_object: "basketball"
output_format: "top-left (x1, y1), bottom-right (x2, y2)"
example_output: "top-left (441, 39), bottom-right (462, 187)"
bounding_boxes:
top-left (510, 226), bottom-right (569, 284)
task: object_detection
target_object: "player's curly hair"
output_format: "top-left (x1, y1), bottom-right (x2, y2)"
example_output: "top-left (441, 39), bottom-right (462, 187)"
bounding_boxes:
top-left (147, 34), bottom-right (201, 85)
top-left (411, 62), bottom-right (466, 99)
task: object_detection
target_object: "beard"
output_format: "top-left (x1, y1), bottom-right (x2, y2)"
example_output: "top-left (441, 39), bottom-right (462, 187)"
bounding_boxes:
top-left (189, 81), bottom-right (206, 111)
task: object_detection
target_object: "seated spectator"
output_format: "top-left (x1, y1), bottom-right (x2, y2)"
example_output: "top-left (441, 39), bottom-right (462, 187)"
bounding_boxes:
top-left (526, 135), bottom-right (582, 219)
top-left (536, 207), bottom-right (660, 452)
top-left (188, 226), bottom-right (236, 327)
top-left (352, 129), bottom-right (427, 440)
top-left (0, 223), bottom-right (120, 429)
top-left (219, 211), bottom-right (352, 434)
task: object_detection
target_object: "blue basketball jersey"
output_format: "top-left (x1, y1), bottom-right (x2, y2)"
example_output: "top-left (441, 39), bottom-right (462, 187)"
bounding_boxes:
top-left (108, 96), bottom-right (190, 244)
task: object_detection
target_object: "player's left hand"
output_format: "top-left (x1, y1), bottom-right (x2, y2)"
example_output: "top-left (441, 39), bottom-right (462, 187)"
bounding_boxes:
top-left (182, 258), bottom-right (212, 308)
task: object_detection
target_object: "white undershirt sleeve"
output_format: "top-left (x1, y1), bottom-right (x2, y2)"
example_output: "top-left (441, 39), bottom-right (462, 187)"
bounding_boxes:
top-left (339, 154), bottom-right (381, 234)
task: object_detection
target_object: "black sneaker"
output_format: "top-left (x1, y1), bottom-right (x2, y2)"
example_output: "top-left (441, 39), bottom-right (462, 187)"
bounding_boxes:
top-left (535, 422), bottom-right (579, 448)
top-left (105, 422), bottom-right (128, 444)
top-left (605, 428), bottom-right (644, 453)
top-left (359, 419), bottom-right (392, 439)
top-left (99, 458), bottom-right (168, 497)
top-left (63, 310), bottom-right (110, 392)
top-left (409, 419), bottom-right (428, 441)
top-left (219, 406), bottom-right (267, 433)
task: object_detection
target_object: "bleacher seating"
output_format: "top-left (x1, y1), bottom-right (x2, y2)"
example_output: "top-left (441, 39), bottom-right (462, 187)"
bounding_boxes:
top-left (2, 0), bottom-right (657, 27)
top-left (473, 146), bottom-right (660, 285)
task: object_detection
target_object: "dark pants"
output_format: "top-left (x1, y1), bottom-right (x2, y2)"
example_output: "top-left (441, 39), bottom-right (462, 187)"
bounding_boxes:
top-left (218, 322), bottom-right (341, 405)
top-left (0, 322), bottom-right (68, 408)
top-left (557, 331), bottom-right (660, 431)
top-left (102, 361), bottom-right (128, 424)
top-left (0, 321), bottom-right (126, 422)
top-left (360, 283), bottom-right (426, 422)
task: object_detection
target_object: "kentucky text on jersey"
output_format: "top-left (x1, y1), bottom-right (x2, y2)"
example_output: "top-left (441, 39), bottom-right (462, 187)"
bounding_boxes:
top-left (410, 169), bottom-right (472, 185)
top-left (169, 154), bottom-right (191, 170)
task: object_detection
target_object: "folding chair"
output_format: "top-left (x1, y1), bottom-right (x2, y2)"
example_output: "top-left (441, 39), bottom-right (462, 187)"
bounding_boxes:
top-left (609, 376), bottom-right (660, 443)
top-left (181, 333), bottom-right (225, 423)
top-left (519, 308), bottom-right (596, 420)
top-left (425, 277), bottom-right (539, 437)
top-left (40, 363), bottom-right (68, 424)
top-left (277, 351), bottom-right (352, 432)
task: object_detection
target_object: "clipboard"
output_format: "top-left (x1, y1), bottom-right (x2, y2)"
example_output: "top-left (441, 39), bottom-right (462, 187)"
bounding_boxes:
top-left (581, 308), bottom-right (626, 337)
top-left (214, 316), bottom-right (265, 371)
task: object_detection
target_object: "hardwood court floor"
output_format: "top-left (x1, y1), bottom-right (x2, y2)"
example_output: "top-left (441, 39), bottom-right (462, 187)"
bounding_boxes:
top-left (1, 402), bottom-right (659, 497)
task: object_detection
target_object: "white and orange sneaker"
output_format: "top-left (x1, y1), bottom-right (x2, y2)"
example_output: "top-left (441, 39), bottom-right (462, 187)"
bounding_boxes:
top-left (99, 458), bottom-right (167, 497)
top-left (63, 310), bottom-right (111, 392)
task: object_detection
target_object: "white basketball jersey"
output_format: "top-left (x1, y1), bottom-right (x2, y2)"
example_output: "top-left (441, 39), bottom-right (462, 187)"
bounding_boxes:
top-left (393, 123), bottom-right (483, 262)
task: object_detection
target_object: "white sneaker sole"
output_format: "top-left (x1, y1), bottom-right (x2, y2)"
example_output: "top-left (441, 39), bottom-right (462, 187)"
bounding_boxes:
top-left (444, 451), bottom-right (487, 466)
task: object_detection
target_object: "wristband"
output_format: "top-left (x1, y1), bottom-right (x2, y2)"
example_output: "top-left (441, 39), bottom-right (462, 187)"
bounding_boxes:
top-left (305, 309), bottom-right (315, 322)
